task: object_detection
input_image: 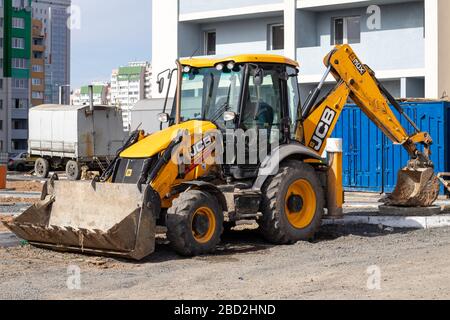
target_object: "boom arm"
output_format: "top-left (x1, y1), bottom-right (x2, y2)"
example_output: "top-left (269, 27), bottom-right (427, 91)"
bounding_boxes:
top-left (300, 44), bottom-right (439, 207)
top-left (301, 44), bottom-right (432, 164)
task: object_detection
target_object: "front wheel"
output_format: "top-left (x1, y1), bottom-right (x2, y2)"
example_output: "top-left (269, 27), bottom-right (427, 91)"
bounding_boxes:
top-left (167, 190), bottom-right (224, 256)
top-left (260, 161), bottom-right (325, 244)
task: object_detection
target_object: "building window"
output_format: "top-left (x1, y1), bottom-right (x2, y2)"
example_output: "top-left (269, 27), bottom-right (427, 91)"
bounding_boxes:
top-left (12, 37), bottom-right (25, 49)
top-left (12, 140), bottom-right (28, 151)
top-left (204, 31), bottom-right (216, 56)
top-left (0, 120), bottom-right (2, 130)
top-left (32, 78), bottom-right (42, 85)
top-left (13, 79), bottom-right (28, 89)
top-left (32, 64), bottom-right (44, 72)
top-left (12, 58), bottom-right (28, 69)
top-left (12, 119), bottom-right (28, 130)
top-left (332, 16), bottom-right (361, 45)
top-left (14, 99), bottom-right (28, 109)
top-left (268, 24), bottom-right (284, 50)
top-left (12, 17), bottom-right (25, 29)
top-left (32, 92), bottom-right (44, 99)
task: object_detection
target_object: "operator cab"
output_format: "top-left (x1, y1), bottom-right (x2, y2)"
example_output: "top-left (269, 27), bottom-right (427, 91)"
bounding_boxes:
top-left (160, 55), bottom-right (302, 180)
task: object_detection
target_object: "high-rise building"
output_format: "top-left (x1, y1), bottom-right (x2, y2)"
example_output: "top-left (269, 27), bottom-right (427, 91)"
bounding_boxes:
top-left (31, 0), bottom-right (71, 104)
top-left (0, 0), bottom-right (32, 154)
top-left (31, 18), bottom-right (45, 107)
top-left (110, 61), bottom-right (152, 130)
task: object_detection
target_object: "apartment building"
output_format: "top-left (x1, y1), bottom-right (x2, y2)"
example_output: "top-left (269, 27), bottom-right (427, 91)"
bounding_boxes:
top-left (0, 0), bottom-right (32, 154)
top-left (31, 0), bottom-right (71, 104)
top-left (152, 0), bottom-right (450, 101)
top-left (110, 62), bottom-right (152, 130)
top-left (31, 18), bottom-right (45, 107)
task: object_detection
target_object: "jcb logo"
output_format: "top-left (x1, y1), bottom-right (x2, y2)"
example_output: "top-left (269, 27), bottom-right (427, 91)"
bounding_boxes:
top-left (350, 53), bottom-right (367, 75)
top-left (191, 134), bottom-right (214, 158)
top-left (309, 108), bottom-right (337, 152)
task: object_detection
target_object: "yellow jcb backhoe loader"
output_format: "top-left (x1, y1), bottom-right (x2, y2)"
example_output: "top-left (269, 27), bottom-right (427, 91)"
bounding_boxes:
top-left (2, 44), bottom-right (440, 260)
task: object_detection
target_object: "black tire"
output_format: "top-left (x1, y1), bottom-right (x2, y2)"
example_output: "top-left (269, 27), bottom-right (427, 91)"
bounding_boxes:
top-left (66, 160), bottom-right (81, 181)
top-left (260, 160), bottom-right (324, 244)
top-left (167, 190), bottom-right (224, 256)
top-left (16, 164), bottom-right (25, 172)
top-left (35, 158), bottom-right (50, 178)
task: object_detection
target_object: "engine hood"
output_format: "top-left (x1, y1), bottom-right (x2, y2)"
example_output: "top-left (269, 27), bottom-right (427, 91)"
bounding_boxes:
top-left (120, 120), bottom-right (217, 159)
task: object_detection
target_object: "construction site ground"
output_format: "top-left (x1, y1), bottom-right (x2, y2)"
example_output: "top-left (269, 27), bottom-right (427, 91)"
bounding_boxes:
top-left (1, 172), bottom-right (450, 300)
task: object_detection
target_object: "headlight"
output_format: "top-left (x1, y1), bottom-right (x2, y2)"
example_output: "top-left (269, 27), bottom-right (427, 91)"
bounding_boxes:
top-left (227, 62), bottom-right (235, 70)
top-left (158, 113), bottom-right (169, 123)
top-left (183, 66), bottom-right (191, 73)
top-left (216, 63), bottom-right (224, 71)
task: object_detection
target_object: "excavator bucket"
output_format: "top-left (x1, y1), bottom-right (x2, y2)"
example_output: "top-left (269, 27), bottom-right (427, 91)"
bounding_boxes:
top-left (384, 167), bottom-right (440, 207)
top-left (1, 179), bottom-right (156, 260)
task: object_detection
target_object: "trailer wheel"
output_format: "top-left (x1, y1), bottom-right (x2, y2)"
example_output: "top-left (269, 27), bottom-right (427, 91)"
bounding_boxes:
top-left (66, 160), bottom-right (81, 181)
top-left (167, 190), bottom-right (224, 256)
top-left (260, 161), bottom-right (324, 244)
top-left (35, 158), bottom-right (50, 178)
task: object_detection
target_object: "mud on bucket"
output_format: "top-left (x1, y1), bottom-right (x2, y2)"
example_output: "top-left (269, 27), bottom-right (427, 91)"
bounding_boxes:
top-left (1, 180), bottom-right (157, 260)
top-left (384, 167), bottom-right (440, 207)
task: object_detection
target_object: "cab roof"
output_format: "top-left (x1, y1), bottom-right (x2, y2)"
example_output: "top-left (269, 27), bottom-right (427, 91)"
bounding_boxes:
top-left (180, 54), bottom-right (299, 68)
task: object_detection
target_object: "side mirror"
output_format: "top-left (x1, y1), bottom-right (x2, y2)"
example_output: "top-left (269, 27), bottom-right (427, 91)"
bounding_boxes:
top-left (158, 113), bottom-right (170, 123)
top-left (253, 67), bottom-right (264, 86)
top-left (224, 111), bottom-right (236, 122)
top-left (157, 77), bottom-right (165, 94)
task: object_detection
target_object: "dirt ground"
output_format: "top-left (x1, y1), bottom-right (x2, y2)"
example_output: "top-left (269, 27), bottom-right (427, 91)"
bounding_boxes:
top-left (1, 224), bottom-right (450, 300)
top-left (0, 217), bottom-right (13, 232)
top-left (5, 181), bottom-right (44, 192)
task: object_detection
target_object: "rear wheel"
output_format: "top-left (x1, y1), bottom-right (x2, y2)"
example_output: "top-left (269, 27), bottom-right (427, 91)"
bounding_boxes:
top-left (66, 160), bottom-right (81, 181)
top-left (167, 190), bottom-right (224, 256)
top-left (35, 158), bottom-right (50, 178)
top-left (260, 161), bottom-right (324, 244)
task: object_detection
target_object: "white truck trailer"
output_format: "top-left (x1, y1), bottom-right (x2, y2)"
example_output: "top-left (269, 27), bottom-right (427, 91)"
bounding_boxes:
top-left (29, 104), bottom-right (126, 180)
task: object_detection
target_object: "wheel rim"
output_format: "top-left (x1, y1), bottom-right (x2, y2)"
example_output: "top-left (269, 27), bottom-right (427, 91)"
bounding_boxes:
top-left (36, 161), bottom-right (44, 175)
top-left (67, 163), bottom-right (76, 177)
top-left (285, 179), bottom-right (317, 229)
top-left (191, 207), bottom-right (216, 244)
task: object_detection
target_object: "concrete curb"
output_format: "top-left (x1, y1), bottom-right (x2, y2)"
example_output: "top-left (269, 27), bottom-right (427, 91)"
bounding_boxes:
top-left (323, 214), bottom-right (450, 229)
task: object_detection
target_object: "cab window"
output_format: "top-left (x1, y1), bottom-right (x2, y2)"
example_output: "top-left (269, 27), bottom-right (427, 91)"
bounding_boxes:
top-left (241, 65), bottom-right (283, 143)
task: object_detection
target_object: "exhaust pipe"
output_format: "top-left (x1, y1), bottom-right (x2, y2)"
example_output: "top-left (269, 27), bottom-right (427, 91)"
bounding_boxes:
top-left (88, 85), bottom-right (94, 112)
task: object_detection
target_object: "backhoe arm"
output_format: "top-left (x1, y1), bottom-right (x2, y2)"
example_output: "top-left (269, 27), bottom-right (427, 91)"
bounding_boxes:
top-left (301, 44), bottom-right (439, 207)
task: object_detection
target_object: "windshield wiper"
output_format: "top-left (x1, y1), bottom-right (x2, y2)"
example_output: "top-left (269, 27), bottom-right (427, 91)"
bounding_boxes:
top-left (210, 84), bottom-right (232, 123)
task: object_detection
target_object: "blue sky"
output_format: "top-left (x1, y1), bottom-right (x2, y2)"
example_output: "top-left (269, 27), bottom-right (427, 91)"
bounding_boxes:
top-left (71, 0), bottom-right (152, 89)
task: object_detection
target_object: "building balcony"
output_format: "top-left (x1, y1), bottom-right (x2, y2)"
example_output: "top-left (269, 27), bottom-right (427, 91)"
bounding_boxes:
top-left (179, 0), bottom-right (283, 22)
top-left (11, 129), bottom-right (28, 140)
top-left (32, 45), bottom-right (45, 52)
top-left (11, 108), bottom-right (28, 119)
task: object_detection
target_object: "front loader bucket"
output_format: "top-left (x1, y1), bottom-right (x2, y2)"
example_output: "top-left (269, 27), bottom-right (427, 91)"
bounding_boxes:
top-left (384, 167), bottom-right (440, 207)
top-left (1, 180), bottom-right (156, 260)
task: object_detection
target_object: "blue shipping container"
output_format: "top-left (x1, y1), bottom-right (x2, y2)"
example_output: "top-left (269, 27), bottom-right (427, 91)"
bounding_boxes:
top-left (332, 101), bottom-right (450, 193)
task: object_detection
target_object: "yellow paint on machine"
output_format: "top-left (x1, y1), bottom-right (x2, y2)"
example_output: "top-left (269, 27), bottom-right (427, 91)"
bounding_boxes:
top-left (181, 54), bottom-right (299, 68)
top-left (120, 120), bottom-right (217, 159)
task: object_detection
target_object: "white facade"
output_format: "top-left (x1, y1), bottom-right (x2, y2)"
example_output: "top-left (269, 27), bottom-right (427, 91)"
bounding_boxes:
top-left (110, 62), bottom-right (152, 131)
top-left (152, 0), bottom-right (450, 100)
